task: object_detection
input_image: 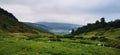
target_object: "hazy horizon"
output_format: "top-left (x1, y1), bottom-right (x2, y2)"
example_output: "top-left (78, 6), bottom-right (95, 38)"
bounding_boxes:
top-left (0, 0), bottom-right (120, 25)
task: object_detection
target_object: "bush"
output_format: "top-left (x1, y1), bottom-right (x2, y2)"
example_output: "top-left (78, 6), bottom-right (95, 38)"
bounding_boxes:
top-left (56, 35), bottom-right (64, 38)
top-left (64, 34), bottom-right (74, 38)
top-left (49, 38), bottom-right (61, 41)
top-left (91, 36), bottom-right (98, 40)
top-left (76, 36), bottom-right (84, 39)
top-left (105, 40), bottom-right (120, 49)
top-left (117, 36), bottom-right (120, 39)
top-left (80, 40), bottom-right (92, 44)
top-left (98, 36), bottom-right (108, 42)
top-left (26, 34), bottom-right (40, 40)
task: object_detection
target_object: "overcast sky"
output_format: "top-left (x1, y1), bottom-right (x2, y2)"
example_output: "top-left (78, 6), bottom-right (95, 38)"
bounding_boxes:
top-left (0, 0), bottom-right (120, 25)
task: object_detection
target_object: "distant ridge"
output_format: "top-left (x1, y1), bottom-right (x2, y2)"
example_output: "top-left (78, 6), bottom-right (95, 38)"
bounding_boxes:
top-left (26, 22), bottom-right (82, 34)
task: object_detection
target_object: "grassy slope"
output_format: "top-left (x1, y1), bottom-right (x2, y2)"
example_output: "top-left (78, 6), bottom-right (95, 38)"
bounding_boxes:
top-left (77, 28), bottom-right (120, 38)
top-left (73, 28), bottom-right (120, 49)
top-left (0, 33), bottom-right (120, 55)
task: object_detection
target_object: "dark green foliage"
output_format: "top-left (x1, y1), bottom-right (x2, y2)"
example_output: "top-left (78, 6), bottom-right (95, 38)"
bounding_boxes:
top-left (56, 35), bottom-right (64, 38)
top-left (64, 34), bottom-right (74, 38)
top-left (0, 8), bottom-right (49, 33)
top-left (76, 36), bottom-right (84, 39)
top-left (95, 20), bottom-right (100, 24)
top-left (108, 19), bottom-right (120, 28)
top-left (98, 36), bottom-right (108, 42)
top-left (91, 36), bottom-right (98, 40)
top-left (105, 39), bottom-right (120, 49)
top-left (49, 38), bottom-right (61, 41)
top-left (26, 35), bottom-right (40, 40)
top-left (117, 36), bottom-right (120, 39)
top-left (71, 28), bottom-right (75, 35)
top-left (80, 40), bottom-right (92, 44)
top-left (74, 17), bottom-right (120, 35)
top-left (0, 8), bottom-right (18, 21)
top-left (88, 36), bottom-right (108, 42)
top-left (1, 24), bottom-right (7, 29)
top-left (50, 52), bottom-right (63, 55)
top-left (101, 17), bottom-right (106, 23)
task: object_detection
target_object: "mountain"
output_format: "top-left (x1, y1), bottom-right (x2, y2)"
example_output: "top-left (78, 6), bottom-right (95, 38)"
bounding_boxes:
top-left (26, 22), bottom-right (81, 34)
top-left (25, 22), bottom-right (50, 31)
top-left (0, 8), bottom-right (48, 33)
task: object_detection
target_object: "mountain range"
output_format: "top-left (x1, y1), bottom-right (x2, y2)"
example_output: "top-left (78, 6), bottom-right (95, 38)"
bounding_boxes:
top-left (25, 22), bottom-right (81, 34)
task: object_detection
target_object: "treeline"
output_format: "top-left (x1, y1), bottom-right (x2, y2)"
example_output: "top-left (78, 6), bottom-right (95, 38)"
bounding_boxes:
top-left (0, 8), bottom-right (18, 21)
top-left (73, 17), bottom-right (120, 35)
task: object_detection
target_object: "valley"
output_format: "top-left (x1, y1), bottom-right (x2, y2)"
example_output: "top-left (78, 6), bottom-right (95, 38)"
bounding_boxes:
top-left (25, 22), bottom-right (81, 34)
top-left (0, 7), bottom-right (120, 55)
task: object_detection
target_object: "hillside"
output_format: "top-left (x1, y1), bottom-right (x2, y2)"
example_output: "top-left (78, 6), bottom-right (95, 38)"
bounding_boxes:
top-left (74, 17), bottom-right (120, 35)
top-left (0, 8), bottom-right (120, 55)
top-left (70, 18), bottom-right (120, 49)
top-left (26, 22), bottom-right (81, 34)
top-left (0, 8), bottom-right (48, 33)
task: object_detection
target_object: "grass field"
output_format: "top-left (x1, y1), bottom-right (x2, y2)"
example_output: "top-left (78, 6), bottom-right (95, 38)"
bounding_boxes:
top-left (0, 33), bottom-right (120, 55)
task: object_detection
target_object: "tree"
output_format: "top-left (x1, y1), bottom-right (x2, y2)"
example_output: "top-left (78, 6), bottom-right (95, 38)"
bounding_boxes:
top-left (101, 17), bottom-right (106, 23)
top-left (71, 29), bottom-right (75, 34)
top-left (95, 20), bottom-right (100, 24)
top-left (2, 24), bottom-right (7, 29)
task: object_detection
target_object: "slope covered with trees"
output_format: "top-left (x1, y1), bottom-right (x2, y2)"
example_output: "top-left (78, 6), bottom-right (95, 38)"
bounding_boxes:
top-left (68, 17), bottom-right (120, 49)
top-left (74, 17), bottom-right (120, 35)
top-left (0, 8), bottom-right (48, 33)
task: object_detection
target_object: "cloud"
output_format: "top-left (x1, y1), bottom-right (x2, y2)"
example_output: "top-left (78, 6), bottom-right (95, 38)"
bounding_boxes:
top-left (86, 0), bottom-right (120, 14)
top-left (0, 0), bottom-right (120, 25)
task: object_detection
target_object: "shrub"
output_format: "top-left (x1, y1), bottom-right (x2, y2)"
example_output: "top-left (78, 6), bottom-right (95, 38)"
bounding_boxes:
top-left (76, 36), bottom-right (84, 39)
top-left (91, 36), bottom-right (98, 40)
top-left (56, 35), bottom-right (64, 38)
top-left (80, 40), bottom-right (92, 44)
top-left (98, 36), bottom-right (108, 42)
top-left (64, 34), bottom-right (74, 38)
top-left (49, 38), bottom-right (61, 41)
top-left (117, 36), bottom-right (120, 39)
top-left (26, 34), bottom-right (40, 40)
top-left (105, 40), bottom-right (120, 49)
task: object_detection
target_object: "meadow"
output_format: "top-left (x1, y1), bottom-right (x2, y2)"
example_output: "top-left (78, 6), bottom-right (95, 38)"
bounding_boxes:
top-left (0, 33), bottom-right (120, 55)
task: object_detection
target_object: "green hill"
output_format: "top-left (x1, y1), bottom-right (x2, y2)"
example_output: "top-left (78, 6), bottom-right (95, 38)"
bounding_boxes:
top-left (74, 18), bottom-right (120, 35)
top-left (0, 8), bottom-right (120, 55)
top-left (0, 8), bottom-right (49, 33)
top-left (71, 17), bottom-right (120, 49)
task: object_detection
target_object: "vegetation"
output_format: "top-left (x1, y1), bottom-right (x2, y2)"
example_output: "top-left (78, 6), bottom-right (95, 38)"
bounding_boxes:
top-left (68, 17), bottom-right (120, 49)
top-left (0, 8), bottom-right (120, 55)
top-left (0, 8), bottom-right (49, 33)
top-left (74, 17), bottom-right (120, 35)
top-left (0, 33), bottom-right (120, 55)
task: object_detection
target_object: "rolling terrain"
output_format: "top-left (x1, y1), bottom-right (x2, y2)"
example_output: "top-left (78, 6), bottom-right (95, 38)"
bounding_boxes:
top-left (0, 8), bottom-right (120, 55)
top-left (71, 18), bottom-right (120, 49)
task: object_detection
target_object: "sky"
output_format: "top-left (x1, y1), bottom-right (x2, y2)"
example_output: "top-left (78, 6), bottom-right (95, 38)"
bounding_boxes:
top-left (0, 0), bottom-right (120, 25)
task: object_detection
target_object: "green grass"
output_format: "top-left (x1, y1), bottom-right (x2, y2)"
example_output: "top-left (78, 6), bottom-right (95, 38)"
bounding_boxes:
top-left (73, 28), bottom-right (120, 49)
top-left (78, 28), bottom-right (120, 38)
top-left (0, 33), bottom-right (120, 55)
